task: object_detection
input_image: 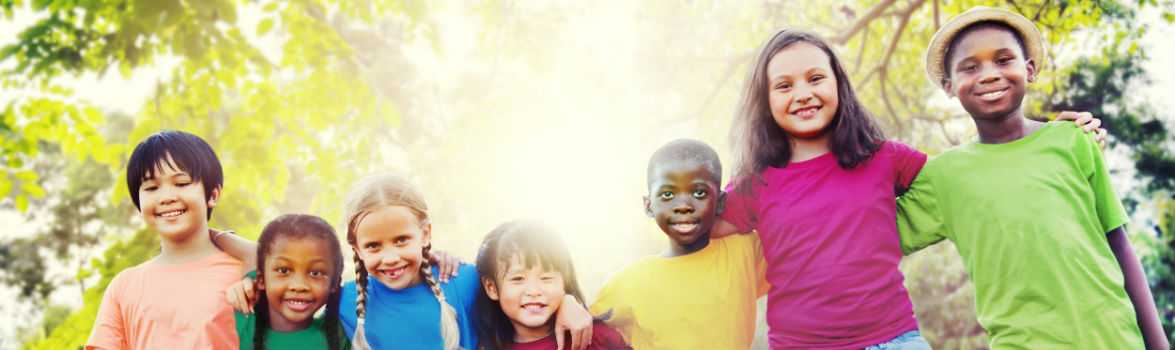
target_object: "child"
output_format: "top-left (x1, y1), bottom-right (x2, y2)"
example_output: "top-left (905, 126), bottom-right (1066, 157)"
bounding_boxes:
top-left (589, 139), bottom-right (769, 350)
top-left (713, 29), bottom-right (1107, 349)
top-left (235, 214), bottom-right (349, 350)
top-left (475, 220), bottom-right (630, 350)
top-left (87, 130), bottom-right (244, 350)
top-left (338, 174), bottom-right (595, 350)
top-left (898, 7), bottom-right (1167, 349)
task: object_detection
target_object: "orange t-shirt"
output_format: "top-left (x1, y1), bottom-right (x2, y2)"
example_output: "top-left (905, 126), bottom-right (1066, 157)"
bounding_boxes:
top-left (86, 251), bottom-right (243, 350)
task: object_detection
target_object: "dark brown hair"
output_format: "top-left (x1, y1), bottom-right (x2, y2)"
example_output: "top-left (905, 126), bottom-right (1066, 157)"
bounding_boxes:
top-left (731, 29), bottom-right (885, 193)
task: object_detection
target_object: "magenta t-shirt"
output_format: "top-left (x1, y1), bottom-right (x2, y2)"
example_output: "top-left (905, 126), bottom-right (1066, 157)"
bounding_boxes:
top-left (722, 141), bottom-right (926, 349)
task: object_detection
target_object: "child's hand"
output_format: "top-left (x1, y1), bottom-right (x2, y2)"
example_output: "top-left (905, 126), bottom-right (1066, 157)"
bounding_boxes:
top-left (554, 294), bottom-right (593, 350)
top-left (426, 249), bottom-right (462, 283)
top-left (225, 276), bottom-right (258, 314)
top-left (1055, 111), bottom-right (1108, 149)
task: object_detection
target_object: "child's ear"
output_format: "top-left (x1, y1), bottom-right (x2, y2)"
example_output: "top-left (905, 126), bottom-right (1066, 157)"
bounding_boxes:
top-left (1024, 58), bottom-right (1037, 83)
top-left (481, 279), bottom-right (499, 301)
top-left (643, 196), bottom-right (653, 218)
top-left (207, 187), bottom-right (222, 208)
top-left (716, 191), bottom-right (727, 215)
top-left (941, 78), bottom-right (955, 97)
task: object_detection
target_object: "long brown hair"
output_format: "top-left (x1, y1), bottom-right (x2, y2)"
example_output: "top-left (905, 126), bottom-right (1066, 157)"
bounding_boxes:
top-left (731, 29), bottom-right (885, 193)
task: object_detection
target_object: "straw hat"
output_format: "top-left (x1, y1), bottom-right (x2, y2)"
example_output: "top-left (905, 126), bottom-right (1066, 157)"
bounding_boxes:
top-left (924, 6), bottom-right (1046, 88)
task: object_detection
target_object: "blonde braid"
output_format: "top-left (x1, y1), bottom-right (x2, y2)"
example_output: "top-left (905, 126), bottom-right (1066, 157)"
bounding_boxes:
top-left (351, 251), bottom-right (373, 350)
top-left (420, 246), bottom-right (461, 350)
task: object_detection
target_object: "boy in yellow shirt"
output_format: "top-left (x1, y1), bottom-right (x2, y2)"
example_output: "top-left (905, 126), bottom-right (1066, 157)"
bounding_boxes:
top-left (590, 139), bottom-right (768, 350)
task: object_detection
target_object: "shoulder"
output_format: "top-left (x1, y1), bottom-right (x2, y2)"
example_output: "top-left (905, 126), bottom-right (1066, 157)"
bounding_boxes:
top-left (709, 234), bottom-right (757, 253)
top-left (880, 140), bottom-right (923, 156)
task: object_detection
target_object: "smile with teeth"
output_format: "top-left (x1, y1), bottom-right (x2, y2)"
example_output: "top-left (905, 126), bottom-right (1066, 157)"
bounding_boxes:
top-left (976, 88), bottom-right (1008, 101)
top-left (377, 265), bottom-right (408, 280)
top-left (791, 106), bottom-right (821, 117)
top-left (670, 222), bottom-right (699, 233)
top-left (283, 298), bottom-right (315, 312)
top-left (521, 302), bottom-right (548, 313)
top-left (156, 209), bottom-right (186, 218)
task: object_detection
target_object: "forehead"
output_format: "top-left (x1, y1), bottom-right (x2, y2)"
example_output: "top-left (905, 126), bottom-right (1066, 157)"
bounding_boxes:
top-left (268, 237), bottom-right (334, 263)
top-left (355, 206), bottom-right (422, 240)
top-left (142, 154), bottom-right (189, 180)
top-left (950, 27), bottom-right (1022, 63)
top-left (650, 160), bottom-right (718, 187)
top-left (767, 42), bottom-right (831, 79)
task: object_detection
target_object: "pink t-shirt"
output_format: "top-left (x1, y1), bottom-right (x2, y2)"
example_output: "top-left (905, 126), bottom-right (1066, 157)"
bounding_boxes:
top-left (722, 141), bottom-right (926, 350)
top-left (86, 251), bottom-right (243, 350)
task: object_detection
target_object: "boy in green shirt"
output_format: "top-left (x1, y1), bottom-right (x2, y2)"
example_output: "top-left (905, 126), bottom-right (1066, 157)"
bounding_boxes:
top-left (898, 7), bottom-right (1168, 349)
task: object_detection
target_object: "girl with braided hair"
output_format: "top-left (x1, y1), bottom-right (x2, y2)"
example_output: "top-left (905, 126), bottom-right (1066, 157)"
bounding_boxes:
top-left (234, 214), bottom-right (349, 350)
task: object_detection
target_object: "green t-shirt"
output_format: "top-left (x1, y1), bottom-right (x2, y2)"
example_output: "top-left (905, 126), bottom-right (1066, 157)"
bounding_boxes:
top-left (234, 271), bottom-right (350, 350)
top-left (896, 122), bottom-right (1143, 349)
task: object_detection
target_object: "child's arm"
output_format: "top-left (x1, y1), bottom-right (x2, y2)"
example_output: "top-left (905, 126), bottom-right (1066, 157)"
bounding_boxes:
top-left (710, 219), bottom-right (751, 239)
top-left (210, 228), bottom-right (258, 272)
top-left (1054, 111), bottom-right (1108, 149)
top-left (1106, 227), bottom-right (1169, 350)
top-left (555, 294), bottom-right (595, 350)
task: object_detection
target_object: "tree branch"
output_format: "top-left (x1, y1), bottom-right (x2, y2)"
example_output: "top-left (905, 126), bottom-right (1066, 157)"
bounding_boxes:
top-left (831, 0), bottom-right (898, 45)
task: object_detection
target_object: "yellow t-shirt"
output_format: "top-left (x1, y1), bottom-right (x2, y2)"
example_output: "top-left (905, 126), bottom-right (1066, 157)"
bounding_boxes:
top-left (590, 234), bottom-right (768, 350)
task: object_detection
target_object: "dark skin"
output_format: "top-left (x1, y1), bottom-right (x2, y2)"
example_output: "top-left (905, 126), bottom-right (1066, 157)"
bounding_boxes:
top-left (944, 26), bottom-right (1041, 144)
top-left (644, 159), bottom-right (724, 257)
top-left (946, 27), bottom-right (1169, 350)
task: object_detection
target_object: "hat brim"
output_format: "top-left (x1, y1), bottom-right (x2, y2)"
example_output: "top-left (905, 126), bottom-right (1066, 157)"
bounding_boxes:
top-left (925, 7), bottom-right (1046, 88)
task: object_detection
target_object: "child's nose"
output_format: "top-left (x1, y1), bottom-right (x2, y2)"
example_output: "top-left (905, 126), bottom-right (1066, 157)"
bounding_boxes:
top-left (673, 201), bottom-right (694, 214)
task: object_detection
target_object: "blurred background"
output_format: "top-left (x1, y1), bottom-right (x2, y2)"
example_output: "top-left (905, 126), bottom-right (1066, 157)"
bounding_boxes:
top-left (1, 1), bottom-right (1173, 349)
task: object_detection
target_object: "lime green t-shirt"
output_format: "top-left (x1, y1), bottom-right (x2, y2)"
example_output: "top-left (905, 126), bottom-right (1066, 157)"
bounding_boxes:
top-left (896, 122), bottom-right (1143, 349)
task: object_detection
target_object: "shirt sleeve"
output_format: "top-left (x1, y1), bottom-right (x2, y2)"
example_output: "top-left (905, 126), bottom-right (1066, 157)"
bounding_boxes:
top-left (86, 274), bottom-right (128, 350)
top-left (896, 165), bottom-right (948, 255)
top-left (721, 182), bottom-right (759, 233)
top-left (888, 141), bottom-right (929, 195)
top-left (1074, 127), bottom-right (1129, 233)
top-left (590, 272), bottom-right (633, 339)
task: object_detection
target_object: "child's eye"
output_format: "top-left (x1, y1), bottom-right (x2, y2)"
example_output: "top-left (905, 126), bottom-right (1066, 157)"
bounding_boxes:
top-left (809, 75), bottom-right (824, 83)
top-left (508, 276), bottom-right (525, 283)
top-left (996, 57), bottom-right (1013, 65)
top-left (659, 191), bottom-right (674, 200)
top-left (141, 185), bottom-right (158, 191)
top-left (692, 189), bottom-right (708, 199)
top-left (775, 82), bottom-right (791, 90)
top-left (393, 236), bottom-right (410, 245)
top-left (275, 267), bottom-right (291, 274)
top-left (363, 242), bottom-right (380, 251)
top-left (310, 270), bottom-right (326, 278)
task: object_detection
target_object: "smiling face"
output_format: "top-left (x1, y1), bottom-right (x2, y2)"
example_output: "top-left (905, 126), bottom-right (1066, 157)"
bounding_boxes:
top-left (260, 237), bottom-right (336, 332)
top-left (482, 254), bottom-right (565, 342)
top-left (766, 42), bottom-right (840, 139)
top-left (136, 154), bottom-right (218, 244)
top-left (945, 25), bottom-right (1035, 121)
top-left (353, 205), bottom-right (430, 289)
top-left (644, 159), bottom-right (722, 251)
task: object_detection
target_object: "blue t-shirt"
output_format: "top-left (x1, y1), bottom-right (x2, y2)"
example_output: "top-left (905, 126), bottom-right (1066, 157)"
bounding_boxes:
top-left (339, 264), bottom-right (480, 350)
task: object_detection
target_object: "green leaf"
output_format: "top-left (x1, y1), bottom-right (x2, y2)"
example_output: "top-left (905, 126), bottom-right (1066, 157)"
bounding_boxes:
top-left (256, 18), bottom-right (274, 36)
